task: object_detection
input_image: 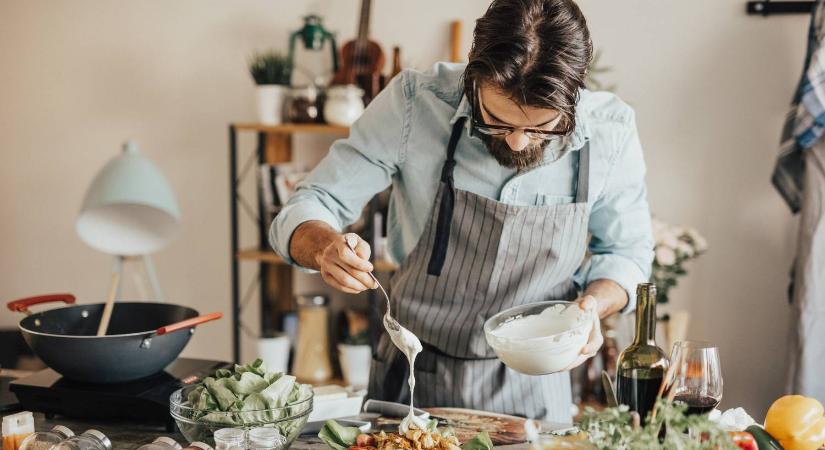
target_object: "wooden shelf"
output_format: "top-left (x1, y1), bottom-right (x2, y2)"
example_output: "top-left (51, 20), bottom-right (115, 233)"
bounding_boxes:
top-left (236, 248), bottom-right (399, 272)
top-left (233, 123), bottom-right (349, 135)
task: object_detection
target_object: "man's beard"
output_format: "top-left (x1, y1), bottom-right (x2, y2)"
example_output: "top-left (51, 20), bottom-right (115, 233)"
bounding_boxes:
top-left (480, 135), bottom-right (545, 170)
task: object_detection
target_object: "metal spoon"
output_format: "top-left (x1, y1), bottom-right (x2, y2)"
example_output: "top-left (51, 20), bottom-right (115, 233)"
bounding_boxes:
top-left (344, 234), bottom-right (400, 332)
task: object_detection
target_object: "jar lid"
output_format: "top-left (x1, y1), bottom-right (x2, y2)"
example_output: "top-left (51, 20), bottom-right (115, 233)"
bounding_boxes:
top-left (83, 430), bottom-right (112, 449)
top-left (213, 428), bottom-right (245, 443)
top-left (51, 425), bottom-right (74, 438)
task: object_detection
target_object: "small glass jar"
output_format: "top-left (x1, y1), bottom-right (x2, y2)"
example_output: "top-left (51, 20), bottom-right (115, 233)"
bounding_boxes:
top-left (247, 427), bottom-right (286, 450)
top-left (19, 425), bottom-right (74, 450)
top-left (212, 428), bottom-right (244, 450)
top-left (50, 430), bottom-right (111, 450)
top-left (285, 85), bottom-right (320, 123)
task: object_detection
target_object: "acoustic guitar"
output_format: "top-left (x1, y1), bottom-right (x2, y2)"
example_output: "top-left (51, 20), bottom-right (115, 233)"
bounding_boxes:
top-left (331, 0), bottom-right (386, 104)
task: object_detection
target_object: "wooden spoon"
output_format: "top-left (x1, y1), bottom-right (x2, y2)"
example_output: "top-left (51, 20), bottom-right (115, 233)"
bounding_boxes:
top-left (96, 272), bottom-right (120, 336)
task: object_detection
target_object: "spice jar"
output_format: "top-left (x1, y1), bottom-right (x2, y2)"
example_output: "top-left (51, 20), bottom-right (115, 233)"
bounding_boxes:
top-left (212, 429), bottom-right (244, 450)
top-left (50, 430), bottom-right (111, 450)
top-left (247, 428), bottom-right (286, 450)
top-left (293, 295), bottom-right (332, 382)
top-left (19, 425), bottom-right (74, 450)
top-left (2, 412), bottom-right (34, 450)
top-left (285, 85), bottom-right (320, 123)
top-left (323, 85), bottom-right (365, 126)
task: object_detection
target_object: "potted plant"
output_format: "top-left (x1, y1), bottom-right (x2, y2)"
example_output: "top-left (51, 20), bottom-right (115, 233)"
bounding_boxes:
top-left (338, 330), bottom-right (371, 388)
top-left (249, 51), bottom-right (293, 125)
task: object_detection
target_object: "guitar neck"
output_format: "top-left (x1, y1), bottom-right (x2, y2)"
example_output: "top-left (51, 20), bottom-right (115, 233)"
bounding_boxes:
top-left (356, 0), bottom-right (371, 46)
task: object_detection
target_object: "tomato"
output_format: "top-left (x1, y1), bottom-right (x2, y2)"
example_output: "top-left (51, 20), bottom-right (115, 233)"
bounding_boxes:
top-left (356, 434), bottom-right (375, 447)
top-left (729, 432), bottom-right (758, 450)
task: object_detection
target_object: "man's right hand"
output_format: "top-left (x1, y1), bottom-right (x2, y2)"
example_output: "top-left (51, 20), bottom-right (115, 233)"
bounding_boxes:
top-left (290, 221), bottom-right (377, 294)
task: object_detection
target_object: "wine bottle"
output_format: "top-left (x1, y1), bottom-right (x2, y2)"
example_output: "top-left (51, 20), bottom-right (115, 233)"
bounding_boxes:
top-left (615, 283), bottom-right (669, 421)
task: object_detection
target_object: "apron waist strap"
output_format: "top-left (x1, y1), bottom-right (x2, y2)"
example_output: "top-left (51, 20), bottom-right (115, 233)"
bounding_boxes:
top-left (421, 340), bottom-right (499, 361)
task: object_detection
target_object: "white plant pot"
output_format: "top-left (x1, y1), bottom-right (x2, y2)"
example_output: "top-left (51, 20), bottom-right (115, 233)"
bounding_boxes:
top-left (256, 334), bottom-right (290, 374)
top-left (338, 344), bottom-right (371, 388)
top-left (256, 85), bottom-right (288, 125)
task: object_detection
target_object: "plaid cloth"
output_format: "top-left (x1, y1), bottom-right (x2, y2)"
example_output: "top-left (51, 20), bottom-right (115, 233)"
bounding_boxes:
top-left (773, 0), bottom-right (825, 213)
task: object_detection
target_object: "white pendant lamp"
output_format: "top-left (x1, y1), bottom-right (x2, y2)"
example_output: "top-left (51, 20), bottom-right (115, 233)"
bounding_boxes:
top-left (76, 140), bottom-right (180, 301)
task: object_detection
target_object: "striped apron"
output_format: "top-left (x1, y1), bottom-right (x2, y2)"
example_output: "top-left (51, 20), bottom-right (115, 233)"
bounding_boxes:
top-left (368, 117), bottom-right (591, 423)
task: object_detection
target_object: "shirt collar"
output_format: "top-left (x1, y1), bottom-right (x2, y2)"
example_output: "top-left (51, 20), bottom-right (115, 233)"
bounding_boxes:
top-left (449, 93), bottom-right (590, 153)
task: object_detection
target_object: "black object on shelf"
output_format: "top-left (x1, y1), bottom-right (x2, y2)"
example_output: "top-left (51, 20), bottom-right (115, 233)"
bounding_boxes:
top-left (9, 358), bottom-right (232, 431)
top-left (746, 1), bottom-right (816, 15)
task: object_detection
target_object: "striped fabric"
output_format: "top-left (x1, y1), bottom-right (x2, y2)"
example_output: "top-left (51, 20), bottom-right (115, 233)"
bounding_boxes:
top-left (368, 136), bottom-right (592, 424)
top-left (773, 0), bottom-right (825, 212)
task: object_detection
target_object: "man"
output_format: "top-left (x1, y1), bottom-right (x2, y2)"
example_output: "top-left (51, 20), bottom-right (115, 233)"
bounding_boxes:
top-left (270, 0), bottom-right (653, 422)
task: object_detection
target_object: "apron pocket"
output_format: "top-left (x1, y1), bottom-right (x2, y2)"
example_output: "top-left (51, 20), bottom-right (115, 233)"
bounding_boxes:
top-left (537, 194), bottom-right (575, 206)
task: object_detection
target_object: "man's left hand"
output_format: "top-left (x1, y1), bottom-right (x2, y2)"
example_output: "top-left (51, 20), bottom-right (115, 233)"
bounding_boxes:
top-left (561, 295), bottom-right (604, 371)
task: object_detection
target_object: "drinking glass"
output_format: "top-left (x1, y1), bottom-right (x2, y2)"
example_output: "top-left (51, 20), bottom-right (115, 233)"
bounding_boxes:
top-left (668, 340), bottom-right (723, 416)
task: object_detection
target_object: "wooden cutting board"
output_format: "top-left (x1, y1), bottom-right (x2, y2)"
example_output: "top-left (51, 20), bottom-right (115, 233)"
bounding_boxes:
top-left (374, 407), bottom-right (527, 445)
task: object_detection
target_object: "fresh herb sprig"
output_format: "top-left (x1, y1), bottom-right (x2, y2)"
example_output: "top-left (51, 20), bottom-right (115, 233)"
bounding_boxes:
top-left (248, 51), bottom-right (292, 85)
top-left (579, 399), bottom-right (736, 450)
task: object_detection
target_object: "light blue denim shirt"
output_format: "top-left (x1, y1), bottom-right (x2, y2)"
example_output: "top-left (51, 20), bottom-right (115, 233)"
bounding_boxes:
top-left (270, 62), bottom-right (654, 311)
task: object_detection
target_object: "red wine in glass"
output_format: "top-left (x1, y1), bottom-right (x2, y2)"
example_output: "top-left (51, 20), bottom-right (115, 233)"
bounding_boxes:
top-left (673, 393), bottom-right (720, 415)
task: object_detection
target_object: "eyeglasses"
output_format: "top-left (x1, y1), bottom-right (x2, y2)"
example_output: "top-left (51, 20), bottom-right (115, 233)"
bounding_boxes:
top-left (470, 84), bottom-right (572, 143)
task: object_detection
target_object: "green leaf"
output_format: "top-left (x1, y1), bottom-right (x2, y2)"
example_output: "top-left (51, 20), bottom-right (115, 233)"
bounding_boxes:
top-left (259, 374), bottom-right (296, 408)
top-left (204, 377), bottom-right (237, 411)
top-left (460, 432), bottom-right (493, 450)
top-left (226, 371), bottom-right (269, 395)
top-left (318, 420), bottom-right (360, 450)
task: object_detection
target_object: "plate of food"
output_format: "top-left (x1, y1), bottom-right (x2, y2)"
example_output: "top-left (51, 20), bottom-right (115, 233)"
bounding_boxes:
top-left (318, 419), bottom-right (494, 450)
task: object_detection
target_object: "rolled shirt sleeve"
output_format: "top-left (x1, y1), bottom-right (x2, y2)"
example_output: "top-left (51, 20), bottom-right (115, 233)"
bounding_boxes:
top-left (573, 110), bottom-right (655, 313)
top-left (269, 71), bottom-right (411, 268)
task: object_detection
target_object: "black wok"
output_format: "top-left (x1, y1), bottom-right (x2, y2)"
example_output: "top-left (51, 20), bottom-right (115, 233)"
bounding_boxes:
top-left (7, 293), bottom-right (222, 384)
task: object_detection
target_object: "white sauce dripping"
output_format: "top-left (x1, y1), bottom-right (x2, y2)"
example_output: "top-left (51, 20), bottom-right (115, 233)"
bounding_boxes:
top-left (388, 324), bottom-right (428, 433)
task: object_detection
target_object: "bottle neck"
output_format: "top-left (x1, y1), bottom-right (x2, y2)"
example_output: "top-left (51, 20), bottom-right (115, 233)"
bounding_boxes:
top-left (633, 287), bottom-right (657, 346)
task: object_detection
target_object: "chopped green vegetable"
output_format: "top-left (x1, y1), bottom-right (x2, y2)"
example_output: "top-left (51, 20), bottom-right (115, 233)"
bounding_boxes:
top-left (184, 359), bottom-right (312, 436)
top-left (318, 420), bottom-right (360, 450)
top-left (460, 431), bottom-right (492, 450)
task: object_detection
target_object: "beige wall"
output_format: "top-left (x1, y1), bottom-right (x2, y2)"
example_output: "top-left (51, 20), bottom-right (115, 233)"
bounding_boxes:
top-left (0, 0), bottom-right (805, 418)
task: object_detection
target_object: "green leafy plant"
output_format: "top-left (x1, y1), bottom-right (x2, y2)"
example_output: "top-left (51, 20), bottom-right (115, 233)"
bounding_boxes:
top-left (249, 51), bottom-right (293, 85)
top-left (579, 399), bottom-right (735, 450)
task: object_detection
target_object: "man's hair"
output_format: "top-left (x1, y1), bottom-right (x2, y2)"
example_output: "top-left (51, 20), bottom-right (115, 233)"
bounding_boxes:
top-left (464, 0), bottom-right (593, 132)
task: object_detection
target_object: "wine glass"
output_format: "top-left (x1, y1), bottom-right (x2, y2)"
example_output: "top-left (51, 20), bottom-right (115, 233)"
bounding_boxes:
top-left (667, 341), bottom-right (723, 416)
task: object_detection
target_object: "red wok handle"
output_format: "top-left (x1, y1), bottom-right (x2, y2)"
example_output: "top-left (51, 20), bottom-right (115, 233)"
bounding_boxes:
top-left (155, 312), bottom-right (223, 336)
top-left (7, 293), bottom-right (76, 315)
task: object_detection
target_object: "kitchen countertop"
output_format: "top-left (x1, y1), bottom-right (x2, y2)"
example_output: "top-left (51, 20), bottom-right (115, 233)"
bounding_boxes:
top-left (32, 414), bottom-right (529, 450)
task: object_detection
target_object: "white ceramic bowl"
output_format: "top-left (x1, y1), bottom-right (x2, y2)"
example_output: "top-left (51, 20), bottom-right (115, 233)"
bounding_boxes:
top-left (483, 301), bottom-right (593, 375)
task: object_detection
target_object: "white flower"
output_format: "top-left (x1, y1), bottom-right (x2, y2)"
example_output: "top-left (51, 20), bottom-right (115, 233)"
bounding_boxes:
top-left (676, 240), bottom-right (694, 257)
top-left (655, 246), bottom-right (677, 266)
top-left (657, 230), bottom-right (681, 249)
top-left (708, 407), bottom-right (755, 432)
top-left (686, 228), bottom-right (708, 252)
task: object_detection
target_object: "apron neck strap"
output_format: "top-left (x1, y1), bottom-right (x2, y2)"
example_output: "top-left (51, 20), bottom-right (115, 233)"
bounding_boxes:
top-left (575, 141), bottom-right (590, 203)
top-left (440, 117), bottom-right (467, 182)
